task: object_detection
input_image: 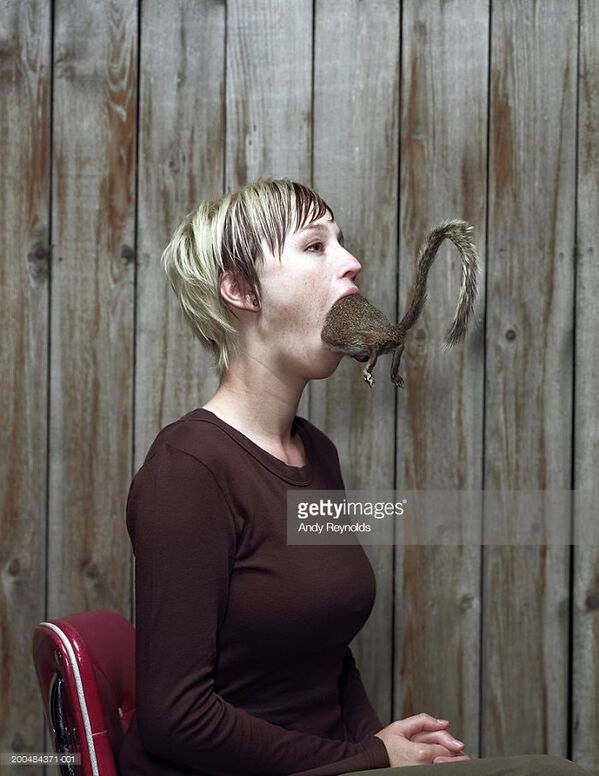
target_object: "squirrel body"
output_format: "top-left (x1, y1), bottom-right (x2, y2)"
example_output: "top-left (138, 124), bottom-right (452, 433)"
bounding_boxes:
top-left (321, 219), bottom-right (480, 388)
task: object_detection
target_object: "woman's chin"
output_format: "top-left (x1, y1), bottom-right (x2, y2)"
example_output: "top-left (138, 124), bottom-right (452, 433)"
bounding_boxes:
top-left (309, 350), bottom-right (344, 380)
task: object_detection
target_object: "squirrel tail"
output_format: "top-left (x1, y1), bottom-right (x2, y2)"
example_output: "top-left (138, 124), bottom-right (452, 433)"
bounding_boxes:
top-left (396, 219), bottom-right (480, 349)
top-left (441, 220), bottom-right (480, 349)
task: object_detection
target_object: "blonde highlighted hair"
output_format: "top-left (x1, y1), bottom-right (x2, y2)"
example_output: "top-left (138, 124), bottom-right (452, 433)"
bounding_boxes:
top-left (161, 177), bottom-right (334, 378)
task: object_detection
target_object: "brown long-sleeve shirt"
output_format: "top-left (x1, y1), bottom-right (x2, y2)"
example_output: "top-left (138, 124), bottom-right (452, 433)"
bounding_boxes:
top-left (117, 408), bottom-right (390, 775)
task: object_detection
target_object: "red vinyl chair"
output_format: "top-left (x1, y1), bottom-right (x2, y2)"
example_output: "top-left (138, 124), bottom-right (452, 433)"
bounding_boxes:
top-left (32, 610), bottom-right (135, 776)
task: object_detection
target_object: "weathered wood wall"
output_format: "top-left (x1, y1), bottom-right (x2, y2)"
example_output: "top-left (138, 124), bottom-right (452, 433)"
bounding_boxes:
top-left (1, 1), bottom-right (597, 774)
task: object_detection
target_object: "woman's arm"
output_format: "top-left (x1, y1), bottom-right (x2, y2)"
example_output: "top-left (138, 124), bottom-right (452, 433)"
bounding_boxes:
top-left (326, 441), bottom-right (386, 744)
top-left (130, 442), bottom-right (386, 776)
top-left (287, 741), bottom-right (389, 776)
top-left (338, 647), bottom-right (385, 742)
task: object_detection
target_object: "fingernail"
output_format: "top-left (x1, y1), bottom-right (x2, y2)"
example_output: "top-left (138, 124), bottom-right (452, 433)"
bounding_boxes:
top-left (453, 739), bottom-right (464, 747)
top-left (436, 718), bottom-right (449, 723)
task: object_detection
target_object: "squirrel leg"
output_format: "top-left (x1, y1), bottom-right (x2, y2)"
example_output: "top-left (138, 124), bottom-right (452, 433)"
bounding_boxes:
top-left (390, 343), bottom-right (405, 388)
top-left (362, 348), bottom-right (380, 388)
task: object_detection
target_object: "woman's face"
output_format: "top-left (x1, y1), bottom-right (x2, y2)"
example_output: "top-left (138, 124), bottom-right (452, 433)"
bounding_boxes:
top-left (255, 210), bottom-right (362, 380)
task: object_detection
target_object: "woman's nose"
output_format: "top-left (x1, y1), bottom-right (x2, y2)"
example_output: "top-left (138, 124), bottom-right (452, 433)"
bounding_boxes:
top-left (344, 254), bottom-right (362, 279)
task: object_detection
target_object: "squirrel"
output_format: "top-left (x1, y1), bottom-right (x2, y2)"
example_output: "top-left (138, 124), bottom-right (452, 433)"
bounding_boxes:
top-left (321, 219), bottom-right (480, 388)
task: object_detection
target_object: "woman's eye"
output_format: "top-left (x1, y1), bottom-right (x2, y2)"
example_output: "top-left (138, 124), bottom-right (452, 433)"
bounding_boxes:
top-left (306, 242), bottom-right (324, 252)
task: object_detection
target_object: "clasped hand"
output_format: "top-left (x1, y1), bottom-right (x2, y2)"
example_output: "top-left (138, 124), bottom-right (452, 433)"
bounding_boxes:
top-left (374, 713), bottom-right (470, 766)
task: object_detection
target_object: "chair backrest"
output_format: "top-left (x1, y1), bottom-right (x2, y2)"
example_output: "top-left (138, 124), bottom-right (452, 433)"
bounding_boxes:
top-left (32, 610), bottom-right (135, 776)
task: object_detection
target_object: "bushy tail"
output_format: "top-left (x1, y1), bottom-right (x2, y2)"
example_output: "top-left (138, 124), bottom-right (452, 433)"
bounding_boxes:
top-left (397, 219), bottom-right (480, 349)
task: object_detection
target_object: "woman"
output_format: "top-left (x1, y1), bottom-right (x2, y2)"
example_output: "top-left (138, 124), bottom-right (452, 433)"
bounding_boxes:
top-left (117, 178), bottom-right (587, 776)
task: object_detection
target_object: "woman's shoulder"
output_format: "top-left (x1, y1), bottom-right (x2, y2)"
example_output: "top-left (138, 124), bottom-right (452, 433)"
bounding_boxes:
top-left (141, 408), bottom-right (237, 472)
top-left (140, 409), bottom-right (341, 476)
top-left (295, 414), bottom-right (339, 457)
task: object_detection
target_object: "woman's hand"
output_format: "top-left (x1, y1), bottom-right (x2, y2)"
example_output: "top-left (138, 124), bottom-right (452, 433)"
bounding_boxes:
top-left (409, 723), bottom-right (471, 764)
top-left (432, 753), bottom-right (471, 764)
top-left (374, 714), bottom-right (469, 767)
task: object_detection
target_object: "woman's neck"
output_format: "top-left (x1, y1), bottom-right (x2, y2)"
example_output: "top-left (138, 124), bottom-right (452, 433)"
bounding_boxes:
top-left (200, 365), bottom-right (308, 465)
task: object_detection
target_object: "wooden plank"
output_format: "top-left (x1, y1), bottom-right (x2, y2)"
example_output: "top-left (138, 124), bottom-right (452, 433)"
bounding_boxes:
top-left (49, 0), bottom-right (137, 623)
top-left (573, 0), bottom-right (599, 772)
top-left (134, 0), bottom-right (225, 636)
top-left (225, 0), bottom-right (313, 418)
top-left (483, 0), bottom-right (577, 758)
top-left (0, 1), bottom-right (51, 769)
top-left (395, 0), bottom-right (487, 754)
top-left (135, 0), bottom-right (225, 471)
top-left (311, 0), bottom-right (400, 727)
top-left (226, 0), bottom-right (312, 186)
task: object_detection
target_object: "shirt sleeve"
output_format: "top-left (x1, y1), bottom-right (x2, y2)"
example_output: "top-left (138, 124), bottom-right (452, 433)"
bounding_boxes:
top-left (338, 647), bottom-right (386, 743)
top-left (130, 442), bottom-right (386, 776)
top-left (287, 734), bottom-right (390, 776)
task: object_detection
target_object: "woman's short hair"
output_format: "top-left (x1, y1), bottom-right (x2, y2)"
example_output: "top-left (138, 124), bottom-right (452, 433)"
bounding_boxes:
top-left (160, 177), bottom-right (334, 378)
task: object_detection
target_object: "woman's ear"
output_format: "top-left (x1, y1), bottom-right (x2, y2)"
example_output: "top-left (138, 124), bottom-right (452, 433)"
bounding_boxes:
top-left (219, 270), bottom-right (257, 313)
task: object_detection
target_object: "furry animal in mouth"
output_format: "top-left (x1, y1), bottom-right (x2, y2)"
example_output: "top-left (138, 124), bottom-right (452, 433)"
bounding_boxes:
top-left (321, 219), bottom-right (480, 388)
